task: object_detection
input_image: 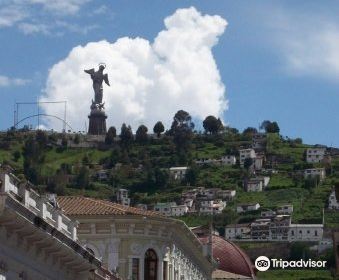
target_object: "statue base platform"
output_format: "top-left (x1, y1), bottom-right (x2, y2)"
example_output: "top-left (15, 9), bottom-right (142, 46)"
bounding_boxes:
top-left (88, 108), bottom-right (107, 135)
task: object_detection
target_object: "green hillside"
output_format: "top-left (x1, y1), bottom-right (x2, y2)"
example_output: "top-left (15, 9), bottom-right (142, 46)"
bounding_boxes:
top-left (1, 120), bottom-right (339, 231)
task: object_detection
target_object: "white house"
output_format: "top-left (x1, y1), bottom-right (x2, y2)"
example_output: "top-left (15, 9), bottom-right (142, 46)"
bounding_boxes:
top-left (169, 167), bottom-right (189, 180)
top-left (244, 178), bottom-right (263, 192)
top-left (236, 203), bottom-right (260, 213)
top-left (195, 155), bottom-right (236, 166)
top-left (277, 204), bottom-right (294, 215)
top-left (171, 204), bottom-right (189, 216)
top-left (184, 198), bottom-right (194, 208)
top-left (199, 188), bottom-right (219, 199)
top-left (199, 200), bottom-right (226, 215)
top-left (217, 189), bottom-right (236, 201)
top-left (116, 188), bottom-right (130, 206)
top-left (289, 224), bottom-right (323, 241)
top-left (304, 168), bottom-right (326, 181)
top-left (154, 202), bottom-right (188, 217)
top-left (328, 189), bottom-right (339, 210)
top-left (251, 219), bottom-right (271, 240)
top-left (260, 176), bottom-right (271, 187)
top-left (269, 215), bottom-right (291, 241)
top-left (212, 200), bottom-right (227, 214)
top-left (254, 155), bottom-right (264, 170)
top-left (239, 148), bottom-right (256, 167)
top-left (225, 223), bottom-right (251, 240)
top-left (244, 177), bottom-right (269, 192)
top-left (306, 148), bottom-right (326, 163)
top-left (220, 155), bottom-right (237, 165)
top-left (154, 202), bottom-right (176, 216)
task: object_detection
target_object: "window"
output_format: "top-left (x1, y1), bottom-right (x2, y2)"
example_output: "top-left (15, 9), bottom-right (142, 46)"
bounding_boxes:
top-left (315, 230), bottom-right (318, 236)
top-left (144, 249), bottom-right (158, 280)
top-left (307, 230), bottom-right (310, 234)
top-left (299, 230), bottom-right (302, 234)
top-left (132, 258), bottom-right (139, 280)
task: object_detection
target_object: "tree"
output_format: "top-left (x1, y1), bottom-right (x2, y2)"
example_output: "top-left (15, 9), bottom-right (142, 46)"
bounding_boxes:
top-left (267, 121), bottom-right (280, 133)
top-left (170, 110), bottom-right (194, 161)
top-left (203, 115), bottom-right (223, 134)
top-left (153, 121), bottom-right (165, 137)
top-left (154, 168), bottom-right (169, 188)
top-left (35, 130), bottom-right (48, 147)
top-left (12, 150), bottom-right (21, 162)
top-left (136, 125), bottom-right (148, 144)
top-left (75, 166), bottom-right (90, 189)
top-left (260, 120), bottom-right (280, 133)
top-left (170, 110), bottom-right (194, 131)
top-left (243, 127), bottom-right (258, 135)
top-left (22, 136), bottom-right (45, 184)
top-left (185, 165), bottom-right (199, 185)
top-left (120, 123), bottom-right (133, 148)
top-left (105, 126), bottom-right (117, 145)
top-left (304, 175), bottom-right (320, 190)
top-left (243, 158), bottom-right (254, 170)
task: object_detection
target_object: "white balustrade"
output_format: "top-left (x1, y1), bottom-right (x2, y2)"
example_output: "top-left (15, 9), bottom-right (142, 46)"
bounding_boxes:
top-left (1, 172), bottom-right (78, 241)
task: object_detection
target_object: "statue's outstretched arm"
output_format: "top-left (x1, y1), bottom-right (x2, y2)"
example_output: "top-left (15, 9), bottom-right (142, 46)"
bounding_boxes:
top-left (104, 74), bottom-right (110, 86)
top-left (84, 68), bottom-right (95, 75)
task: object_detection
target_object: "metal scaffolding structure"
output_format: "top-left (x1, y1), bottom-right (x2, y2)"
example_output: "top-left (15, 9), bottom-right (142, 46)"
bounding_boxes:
top-left (13, 100), bottom-right (71, 131)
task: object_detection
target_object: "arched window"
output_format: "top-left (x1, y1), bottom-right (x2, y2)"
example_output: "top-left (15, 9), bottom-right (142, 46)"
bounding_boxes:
top-left (144, 249), bottom-right (158, 280)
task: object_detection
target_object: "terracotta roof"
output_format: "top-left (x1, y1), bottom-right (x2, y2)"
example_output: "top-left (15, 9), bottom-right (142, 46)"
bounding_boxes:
top-left (57, 196), bottom-right (163, 217)
top-left (199, 235), bottom-right (255, 279)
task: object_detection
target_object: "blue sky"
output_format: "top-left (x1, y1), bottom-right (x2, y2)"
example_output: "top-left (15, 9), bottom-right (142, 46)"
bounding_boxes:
top-left (1, 1), bottom-right (339, 146)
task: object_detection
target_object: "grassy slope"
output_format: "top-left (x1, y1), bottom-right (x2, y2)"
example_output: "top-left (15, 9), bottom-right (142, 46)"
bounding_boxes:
top-left (0, 132), bottom-right (338, 228)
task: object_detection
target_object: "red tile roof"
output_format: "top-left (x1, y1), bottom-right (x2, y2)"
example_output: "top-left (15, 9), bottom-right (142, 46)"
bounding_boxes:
top-left (199, 235), bottom-right (255, 278)
top-left (57, 196), bottom-right (163, 217)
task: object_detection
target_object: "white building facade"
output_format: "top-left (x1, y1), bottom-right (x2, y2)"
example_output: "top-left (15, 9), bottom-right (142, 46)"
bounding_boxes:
top-left (117, 188), bottom-right (130, 206)
top-left (328, 189), bottom-right (339, 210)
top-left (239, 149), bottom-right (256, 167)
top-left (306, 148), bottom-right (326, 163)
top-left (57, 197), bottom-right (212, 280)
top-left (225, 224), bottom-right (251, 240)
top-left (169, 167), bottom-right (189, 181)
top-left (236, 203), bottom-right (260, 213)
top-left (0, 168), bottom-right (116, 280)
top-left (289, 224), bottom-right (323, 241)
top-left (304, 168), bottom-right (326, 181)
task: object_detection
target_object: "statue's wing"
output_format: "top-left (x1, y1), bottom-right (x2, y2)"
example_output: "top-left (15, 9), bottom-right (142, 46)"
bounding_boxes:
top-left (103, 74), bottom-right (110, 86)
top-left (84, 68), bottom-right (95, 75)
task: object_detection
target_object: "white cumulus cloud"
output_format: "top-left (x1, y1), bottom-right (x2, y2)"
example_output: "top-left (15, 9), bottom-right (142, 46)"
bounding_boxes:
top-left (39, 7), bottom-right (228, 132)
top-left (0, 75), bottom-right (31, 87)
top-left (262, 7), bottom-right (339, 81)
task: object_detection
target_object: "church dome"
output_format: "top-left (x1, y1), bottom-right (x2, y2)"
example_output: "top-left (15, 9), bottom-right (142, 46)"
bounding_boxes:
top-left (199, 235), bottom-right (255, 278)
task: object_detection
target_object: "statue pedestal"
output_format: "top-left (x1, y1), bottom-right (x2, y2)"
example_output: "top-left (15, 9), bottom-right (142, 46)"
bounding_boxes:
top-left (88, 108), bottom-right (107, 135)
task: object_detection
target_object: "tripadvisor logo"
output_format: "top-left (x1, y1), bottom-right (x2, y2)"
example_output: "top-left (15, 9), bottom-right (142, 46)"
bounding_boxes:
top-left (255, 256), bottom-right (270, 271)
top-left (255, 256), bottom-right (327, 271)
